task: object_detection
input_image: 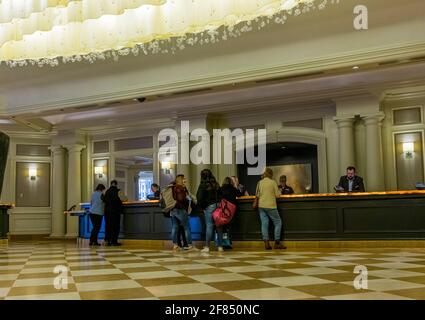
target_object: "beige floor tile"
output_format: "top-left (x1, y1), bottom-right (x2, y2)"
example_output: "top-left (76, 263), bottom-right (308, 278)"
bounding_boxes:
top-left (366, 262), bottom-right (425, 269)
top-left (71, 268), bottom-right (123, 277)
top-left (386, 288), bottom-right (425, 300)
top-left (395, 275), bottom-right (425, 285)
top-left (76, 280), bottom-right (141, 292)
top-left (80, 287), bottom-right (154, 300)
top-left (0, 288), bottom-right (10, 297)
top-left (166, 264), bottom-right (217, 271)
top-left (0, 265), bottom-right (24, 271)
top-left (285, 267), bottom-right (346, 276)
top-left (178, 268), bottom-right (231, 276)
top-left (7, 284), bottom-right (78, 297)
top-left (245, 259), bottom-right (295, 266)
top-left (190, 273), bottom-right (253, 283)
top-left (261, 276), bottom-right (334, 287)
top-left (128, 270), bottom-right (183, 280)
top-left (221, 265), bottom-right (276, 273)
top-left (119, 266), bottom-right (169, 273)
top-left (67, 261), bottom-right (112, 267)
top-left (304, 261), bottom-right (356, 268)
top-left (13, 277), bottom-right (74, 287)
top-left (113, 262), bottom-right (160, 269)
top-left (73, 273), bottom-right (131, 283)
top-left (69, 264), bottom-right (117, 271)
top-left (146, 283), bottom-right (219, 297)
top-left (322, 292), bottom-right (413, 300)
top-left (342, 279), bottom-right (425, 292)
top-left (240, 270), bottom-right (298, 279)
top-left (368, 269), bottom-right (425, 279)
top-left (6, 292), bottom-right (81, 300)
top-left (228, 287), bottom-right (316, 300)
top-left (136, 276), bottom-right (198, 287)
top-left (161, 292), bottom-right (239, 300)
top-left (207, 279), bottom-right (277, 291)
top-left (205, 261), bottom-right (253, 268)
top-left (0, 274), bottom-right (18, 281)
top-left (288, 283), bottom-right (371, 297)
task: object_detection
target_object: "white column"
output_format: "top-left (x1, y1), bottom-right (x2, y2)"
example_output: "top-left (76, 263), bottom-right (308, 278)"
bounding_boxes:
top-left (363, 113), bottom-right (385, 191)
top-left (335, 117), bottom-right (356, 174)
top-left (49, 146), bottom-right (66, 237)
top-left (64, 144), bottom-right (86, 237)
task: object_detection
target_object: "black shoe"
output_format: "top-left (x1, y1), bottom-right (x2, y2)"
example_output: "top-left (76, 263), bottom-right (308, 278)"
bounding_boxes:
top-left (112, 242), bottom-right (122, 246)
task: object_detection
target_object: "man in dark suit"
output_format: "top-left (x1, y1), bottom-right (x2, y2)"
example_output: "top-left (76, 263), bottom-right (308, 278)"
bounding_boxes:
top-left (102, 180), bottom-right (123, 246)
top-left (337, 166), bottom-right (365, 193)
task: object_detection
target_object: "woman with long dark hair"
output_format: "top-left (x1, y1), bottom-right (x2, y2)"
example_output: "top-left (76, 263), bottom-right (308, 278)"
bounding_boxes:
top-left (196, 169), bottom-right (223, 253)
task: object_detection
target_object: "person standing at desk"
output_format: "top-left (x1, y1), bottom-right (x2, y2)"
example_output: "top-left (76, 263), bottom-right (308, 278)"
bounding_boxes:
top-left (337, 166), bottom-right (365, 192)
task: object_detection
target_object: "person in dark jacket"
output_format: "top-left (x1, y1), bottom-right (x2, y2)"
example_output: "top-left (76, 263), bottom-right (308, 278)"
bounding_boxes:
top-left (197, 169), bottom-right (223, 253)
top-left (220, 177), bottom-right (242, 250)
top-left (102, 180), bottom-right (123, 246)
top-left (337, 166), bottom-right (365, 193)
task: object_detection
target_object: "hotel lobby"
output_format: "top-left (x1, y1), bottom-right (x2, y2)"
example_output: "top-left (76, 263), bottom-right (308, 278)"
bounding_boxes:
top-left (1, 0), bottom-right (425, 301)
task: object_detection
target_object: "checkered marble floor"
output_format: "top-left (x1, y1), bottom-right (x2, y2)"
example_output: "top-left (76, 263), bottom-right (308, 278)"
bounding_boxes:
top-left (2, 241), bottom-right (425, 300)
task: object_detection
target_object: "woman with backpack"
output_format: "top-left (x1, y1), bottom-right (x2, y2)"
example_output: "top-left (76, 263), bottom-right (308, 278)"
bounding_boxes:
top-left (196, 169), bottom-right (223, 253)
top-left (170, 175), bottom-right (194, 251)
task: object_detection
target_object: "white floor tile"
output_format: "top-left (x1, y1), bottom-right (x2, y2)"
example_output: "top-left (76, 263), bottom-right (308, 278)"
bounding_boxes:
top-left (76, 280), bottom-right (141, 292)
top-left (146, 283), bottom-right (219, 297)
top-left (228, 287), bottom-right (316, 300)
top-left (261, 276), bottom-right (333, 287)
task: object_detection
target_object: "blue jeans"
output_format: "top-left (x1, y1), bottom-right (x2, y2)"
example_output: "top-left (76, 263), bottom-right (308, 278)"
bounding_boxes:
top-left (171, 209), bottom-right (192, 246)
top-left (259, 208), bottom-right (282, 241)
top-left (204, 203), bottom-right (223, 247)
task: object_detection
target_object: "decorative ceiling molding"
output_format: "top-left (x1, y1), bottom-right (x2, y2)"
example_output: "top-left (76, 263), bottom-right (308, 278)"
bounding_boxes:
top-left (4, 41), bottom-right (425, 116)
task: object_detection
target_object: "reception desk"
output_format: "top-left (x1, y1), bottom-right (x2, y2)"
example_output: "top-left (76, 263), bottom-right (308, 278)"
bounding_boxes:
top-left (75, 191), bottom-right (425, 241)
top-left (0, 203), bottom-right (12, 239)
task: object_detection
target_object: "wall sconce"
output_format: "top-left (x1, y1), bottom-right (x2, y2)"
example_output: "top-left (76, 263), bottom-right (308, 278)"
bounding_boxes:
top-left (403, 142), bottom-right (414, 159)
top-left (161, 161), bottom-right (171, 175)
top-left (94, 166), bottom-right (104, 178)
top-left (29, 168), bottom-right (37, 181)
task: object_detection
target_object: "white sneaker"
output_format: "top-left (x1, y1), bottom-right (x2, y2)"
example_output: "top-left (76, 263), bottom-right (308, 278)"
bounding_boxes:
top-left (201, 247), bottom-right (210, 253)
top-left (218, 247), bottom-right (224, 252)
top-left (184, 245), bottom-right (197, 251)
top-left (172, 245), bottom-right (181, 251)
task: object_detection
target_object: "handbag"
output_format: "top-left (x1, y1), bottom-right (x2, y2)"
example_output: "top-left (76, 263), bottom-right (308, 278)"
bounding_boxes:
top-left (212, 199), bottom-right (237, 227)
top-left (252, 197), bottom-right (259, 210)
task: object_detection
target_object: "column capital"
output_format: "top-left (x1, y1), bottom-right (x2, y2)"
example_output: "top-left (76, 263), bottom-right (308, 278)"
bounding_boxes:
top-left (48, 145), bottom-right (65, 155)
top-left (362, 112), bottom-right (385, 126)
top-left (333, 116), bottom-right (356, 128)
top-left (63, 144), bottom-right (86, 153)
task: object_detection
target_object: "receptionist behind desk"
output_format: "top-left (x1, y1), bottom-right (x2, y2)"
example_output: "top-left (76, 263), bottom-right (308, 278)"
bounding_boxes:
top-left (278, 175), bottom-right (294, 195)
top-left (337, 166), bottom-right (365, 192)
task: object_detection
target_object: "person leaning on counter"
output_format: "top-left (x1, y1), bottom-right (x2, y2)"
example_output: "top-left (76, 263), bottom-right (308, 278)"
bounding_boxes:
top-left (337, 166), bottom-right (365, 193)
